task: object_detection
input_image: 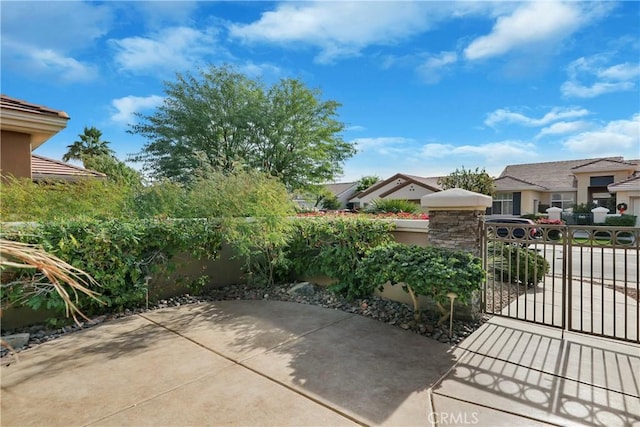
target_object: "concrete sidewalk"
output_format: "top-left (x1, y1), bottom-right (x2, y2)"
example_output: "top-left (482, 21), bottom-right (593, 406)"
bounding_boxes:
top-left (431, 316), bottom-right (640, 427)
top-left (2, 300), bottom-right (639, 426)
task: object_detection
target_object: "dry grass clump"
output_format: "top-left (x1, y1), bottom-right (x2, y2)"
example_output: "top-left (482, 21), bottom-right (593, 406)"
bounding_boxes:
top-left (1, 239), bottom-right (104, 360)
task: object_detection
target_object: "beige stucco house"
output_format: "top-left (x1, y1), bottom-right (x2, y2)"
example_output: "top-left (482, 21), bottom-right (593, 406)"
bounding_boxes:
top-left (348, 173), bottom-right (442, 209)
top-left (493, 157), bottom-right (639, 218)
top-left (1, 95), bottom-right (105, 181)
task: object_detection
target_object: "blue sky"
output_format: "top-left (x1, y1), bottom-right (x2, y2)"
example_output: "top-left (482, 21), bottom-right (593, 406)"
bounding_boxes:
top-left (2, 1), bottom-right (639, 182)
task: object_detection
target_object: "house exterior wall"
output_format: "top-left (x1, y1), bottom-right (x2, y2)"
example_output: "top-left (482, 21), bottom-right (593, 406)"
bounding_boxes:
top-left (382, 185), bottom-right (437, 201)
top-left (574, 171), bottom-right (630, 205)
top-left (519, 190), bottom-right (543, 215)
top-left (1, 130), bottom-right (32, 179)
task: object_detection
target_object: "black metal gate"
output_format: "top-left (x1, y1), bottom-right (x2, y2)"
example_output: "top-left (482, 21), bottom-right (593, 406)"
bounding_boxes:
top-left (482, 221), bottom-right (639, 343)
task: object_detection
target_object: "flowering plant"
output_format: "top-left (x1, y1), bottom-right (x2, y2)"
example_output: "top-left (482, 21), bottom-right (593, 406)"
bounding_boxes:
top-left (536, 218), bottom-right (564, 225)
top-left (295, 211), bottom-right (429, 220)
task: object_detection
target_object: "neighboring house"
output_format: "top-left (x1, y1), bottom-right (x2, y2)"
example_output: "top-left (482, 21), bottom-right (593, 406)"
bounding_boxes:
top-left (291, 181), bottom-right (359, 210)
top-left (325, 181), bottom-right (359, 209)
top-left (493, 157), bottom-right (639, 217)
top-left (348, 173), bottom-right (443, 209)
top-left (1, 95), bottom-right (103, 181)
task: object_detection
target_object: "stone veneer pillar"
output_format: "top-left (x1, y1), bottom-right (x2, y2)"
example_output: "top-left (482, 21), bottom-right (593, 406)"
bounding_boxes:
top-left (421, 188), bottom-right (492, 257)
top-left (421, 189), bottom-right (492, 319)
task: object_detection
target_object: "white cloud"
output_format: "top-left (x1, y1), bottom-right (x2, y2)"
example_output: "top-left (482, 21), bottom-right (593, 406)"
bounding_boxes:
top-left (1, 1), bottom-right (111, 82)
top-left (111, 27), bottom-right (217, 74)
top-left (352, 137), bottom-right (414, 154)
top-left (111, 95), bottom-right (164, 125)
top-left (236, 61), bottom-right (282, 78)
top-left (422, 141), bottom-right (536, 162)
top-left (562, 114), bottom-right (640, 155)
top-left (32, 49), bottom-right (97, 82)
top-left (464, 1), bottom-right (592, 61)
top-left (416, 51), bottom-right (457, 84)
top-left (598, 62), bottom-right (640, 81)
top-left (561, 81), bottom-right (635, 98)
top-left (125, 1), bottom-right (200, 29)
top-left (561, 56), bottom-right (640, 98)
top-left (485, 107), bottom-right (590, 128)
top-left (535, 121), bottom-right (592, 139)
top-left (229, 2), bottom-right (451, 63)
top-left (1, 1), bottom-right (112, 52)
top-left (346, 125), bottom-right (366, 132)
top-left (1, 40), bottom-right (98, 82)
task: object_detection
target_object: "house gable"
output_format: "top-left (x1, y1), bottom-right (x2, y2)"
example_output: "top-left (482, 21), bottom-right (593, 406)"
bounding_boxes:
top-left (349, 173), bottom-right (441, 206)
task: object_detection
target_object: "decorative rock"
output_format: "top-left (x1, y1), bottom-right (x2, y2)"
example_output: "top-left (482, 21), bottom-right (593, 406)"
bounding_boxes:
top-left (287, 282), bottom-right (317, 296)
top-left (1, 333), bottom-right (30, 350)
top-left (2, 280), bottom-right (495, 359)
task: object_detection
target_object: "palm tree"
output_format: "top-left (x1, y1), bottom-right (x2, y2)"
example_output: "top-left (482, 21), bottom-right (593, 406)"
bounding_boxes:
top-left (62, 126), bottom-right (114, 165)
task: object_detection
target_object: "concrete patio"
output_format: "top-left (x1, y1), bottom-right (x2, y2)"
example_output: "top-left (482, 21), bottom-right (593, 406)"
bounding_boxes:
top-left (1, 299), bottom-right (639, 426)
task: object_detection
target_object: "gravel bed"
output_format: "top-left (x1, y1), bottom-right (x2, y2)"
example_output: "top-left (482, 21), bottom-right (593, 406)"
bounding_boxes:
top-left (484, 280), bottom-right (529, 314)
top-left (2, 282), bottom-right (497, 359)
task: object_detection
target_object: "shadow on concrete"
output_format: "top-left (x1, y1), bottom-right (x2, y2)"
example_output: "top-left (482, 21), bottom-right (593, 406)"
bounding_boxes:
top-left (432, 319), bottom-right (640, 427)
top-left (141, 300), bottom-right (458, 425)
top-left (2, 300), bottom-right (458, 425)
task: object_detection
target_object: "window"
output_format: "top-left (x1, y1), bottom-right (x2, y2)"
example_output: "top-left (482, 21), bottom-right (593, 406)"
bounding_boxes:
top-left (551, 193), bottom-right (575, 210)
top-left (492, 192), bottom-right (513, 215)
top-left (590, 176), bottom-right (614, 186)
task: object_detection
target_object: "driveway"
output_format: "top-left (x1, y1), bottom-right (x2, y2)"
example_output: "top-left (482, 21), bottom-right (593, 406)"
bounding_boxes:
top-left (2, 300), bottom-right (639, 426)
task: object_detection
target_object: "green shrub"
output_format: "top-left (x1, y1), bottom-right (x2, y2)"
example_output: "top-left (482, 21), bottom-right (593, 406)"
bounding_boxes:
top-left (207, 170), bottom-right (297, 285)
top-left (285, 217), bottom-right (395, 299)
top-left (0, 176), bottom-right (134, 221)
top-left (319, 193), bottom-right (341, 210)
top-left (356, 243), bottom-right (485, 319)
top-left (365, 199), bottom-right (418, 214)
top-left (605, 215), bottom-right (637, 227)
top-left (1, 218), bottom-right (222, 322)
top-left (488, 242), bottom-right (549, 286)
top-left (132, 181), bottom-right (187, 218)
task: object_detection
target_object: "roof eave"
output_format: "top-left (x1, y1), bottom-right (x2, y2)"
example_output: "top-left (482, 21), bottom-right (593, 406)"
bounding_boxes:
top-left (1, 109), bottom-right (69, 149)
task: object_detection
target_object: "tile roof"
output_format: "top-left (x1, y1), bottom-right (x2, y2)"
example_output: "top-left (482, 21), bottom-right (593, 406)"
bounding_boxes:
top-left (31, 154), bottom-right (106, 181)
top-left (403, 174), bottom-right (444, 190)
top-left (570, 158), bottom-right (638, 172)
top-left (494, 175), bottom-right (548, 191)
top-left (1, 95), bottom-right (69, 119)
top-left (498, 157), bottom-right (638, 191)
top-left (325, 182), bottom-right (358, 197)
top-left (608, 174), bottom-right (640, 191)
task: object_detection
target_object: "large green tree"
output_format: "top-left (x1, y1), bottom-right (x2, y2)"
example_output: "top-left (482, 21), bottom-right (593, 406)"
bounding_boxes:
top-left (438, 166), bottom-right (496, 196)
top-left (356, 175), bottom-right (380, 192)
top-left (129, 65), bottom-right (355, 190)
top-left (63, 126), bottom-right (114, 165)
